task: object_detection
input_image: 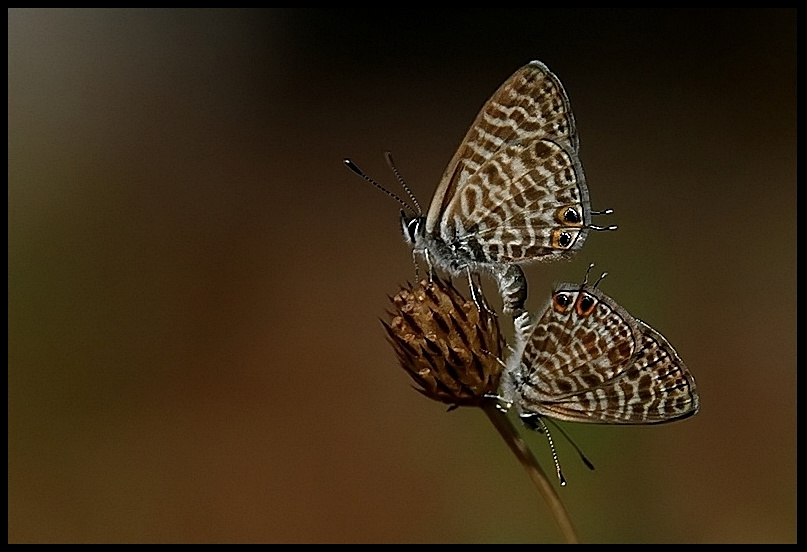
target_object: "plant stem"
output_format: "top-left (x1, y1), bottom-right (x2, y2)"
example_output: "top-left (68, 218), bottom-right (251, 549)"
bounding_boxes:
top-left (482, 403), bottom-right (580, 544)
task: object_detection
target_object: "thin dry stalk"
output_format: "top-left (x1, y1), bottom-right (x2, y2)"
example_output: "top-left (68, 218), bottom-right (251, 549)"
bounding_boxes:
top-left (384, 277), bottom-right (579, 543)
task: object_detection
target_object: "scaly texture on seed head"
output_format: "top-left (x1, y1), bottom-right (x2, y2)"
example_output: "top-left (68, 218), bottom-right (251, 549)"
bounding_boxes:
top-left (383, 277), bottom-right (505, 408)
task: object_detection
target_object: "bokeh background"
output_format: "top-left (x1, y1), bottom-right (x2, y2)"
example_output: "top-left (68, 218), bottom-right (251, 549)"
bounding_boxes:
top-left (9, 9), bottom-right (796, 543)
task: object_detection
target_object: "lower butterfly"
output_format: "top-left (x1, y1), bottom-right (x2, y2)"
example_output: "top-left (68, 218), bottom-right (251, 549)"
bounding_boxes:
top-left (501, 265), bottom-right (699, 426)
top-left (497, 265), bottom-right (699, 483)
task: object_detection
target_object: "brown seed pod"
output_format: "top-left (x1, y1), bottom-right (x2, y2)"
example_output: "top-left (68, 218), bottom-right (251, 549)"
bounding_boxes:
top-left (383, 277), bottom-right (505, 408)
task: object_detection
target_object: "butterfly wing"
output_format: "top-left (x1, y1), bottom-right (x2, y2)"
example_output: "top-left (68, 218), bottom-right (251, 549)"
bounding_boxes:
top-left (425, 60), bottom-right (589, 263)
top-left (512, 286), bottom-right (638, 416)
top-left (444, 138), bottom-right (589, 263)
top-left (513, 285), bottom-right (699, 424)
top-left (610, 319), bottom-right (700, 423)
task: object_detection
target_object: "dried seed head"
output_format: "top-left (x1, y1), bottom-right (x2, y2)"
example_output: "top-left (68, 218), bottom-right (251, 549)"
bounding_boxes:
top-left (383, 277), bottom-right (506, 408)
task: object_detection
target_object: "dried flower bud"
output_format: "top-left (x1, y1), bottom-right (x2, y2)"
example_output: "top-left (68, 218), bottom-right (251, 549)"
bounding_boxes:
top-left (382, 277), bottom-right (506, 408)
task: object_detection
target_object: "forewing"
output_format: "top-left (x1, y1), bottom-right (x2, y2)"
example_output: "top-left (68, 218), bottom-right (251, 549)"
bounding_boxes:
top-left (425, 60), bottom-right (581, 236)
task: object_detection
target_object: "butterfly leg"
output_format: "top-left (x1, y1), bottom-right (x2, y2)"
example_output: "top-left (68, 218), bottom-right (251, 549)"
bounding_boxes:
top-left (513, 310), bottom-right (532, 343)
top-left (423, 249), bottom-right (435, 283)
top-left (466, 267), bottom-right (495, 316)
top-left (410, 249), bottom-right (423, 281)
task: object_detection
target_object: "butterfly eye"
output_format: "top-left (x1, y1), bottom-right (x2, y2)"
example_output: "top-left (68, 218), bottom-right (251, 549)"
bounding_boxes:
top-left (407, 219), bottom-right (419, 239)
top-left (401, 216), bottom-right (422, 245)
top-left (575, 292), bottom-right (598, 317)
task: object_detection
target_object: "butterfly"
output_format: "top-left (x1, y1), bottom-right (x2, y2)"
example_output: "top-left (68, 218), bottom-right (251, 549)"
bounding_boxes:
top-left (345, 60), bottom-right (615, 317)
top-left (500, 265), bottom-right (699, 428)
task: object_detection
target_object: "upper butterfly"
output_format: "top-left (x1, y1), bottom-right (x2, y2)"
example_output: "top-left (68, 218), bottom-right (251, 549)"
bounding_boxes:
top-left (345, 60), bottom-right (615, 316)
top-left (500, 267), bottom-right (700, 427)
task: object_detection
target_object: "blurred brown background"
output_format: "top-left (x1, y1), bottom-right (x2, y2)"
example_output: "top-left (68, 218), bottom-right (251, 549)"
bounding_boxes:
top-left (8, 9), bottom-right (796, 543)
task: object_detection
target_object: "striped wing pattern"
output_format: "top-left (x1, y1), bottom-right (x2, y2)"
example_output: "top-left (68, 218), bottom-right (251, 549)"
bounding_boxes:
top-left (426, 61), bottom-right (590, 264)
top-left (512, 285), bottom-right (699, 424)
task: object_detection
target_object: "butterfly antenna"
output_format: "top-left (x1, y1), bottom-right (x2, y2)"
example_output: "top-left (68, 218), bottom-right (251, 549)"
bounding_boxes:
top-left (593, 271), bottom-right (608, 289)
top-left (581, 264), bottom-right (608, 289)
top-left (582, 263), bottom-right (596, 285)
top-left (344, 158), bottom-right (416, 214)
top-left (590, 208), bottom-right (617, 231)
top-left (543, 417), bottom-right (596, 471)
top-left (384, 151), bottom-right (423, 215)
top-left (590, 223), bottom-right (618, 231)
top-left (534, 416), bottom-right (567, 486)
